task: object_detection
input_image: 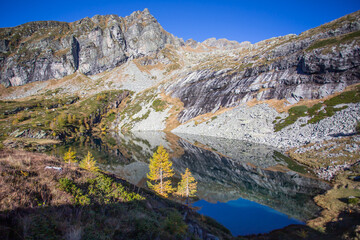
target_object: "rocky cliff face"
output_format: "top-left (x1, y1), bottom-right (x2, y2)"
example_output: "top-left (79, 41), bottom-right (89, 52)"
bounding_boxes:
top-left (0, 8), bottom-right (183, 87)
top-left (166, 11), bottom-right (360, 122)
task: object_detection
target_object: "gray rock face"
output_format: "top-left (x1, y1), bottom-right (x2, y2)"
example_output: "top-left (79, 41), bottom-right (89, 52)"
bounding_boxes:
top-left (172, 102), bottom-right (360, 150)
top-left (166, 12), bottom-right (360, 122)
top-left (0, 8), bottom-right (183, 86)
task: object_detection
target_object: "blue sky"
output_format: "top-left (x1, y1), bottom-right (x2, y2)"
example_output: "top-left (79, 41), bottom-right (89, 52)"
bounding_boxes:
top-left (1, 0), bottom-right (359, 43)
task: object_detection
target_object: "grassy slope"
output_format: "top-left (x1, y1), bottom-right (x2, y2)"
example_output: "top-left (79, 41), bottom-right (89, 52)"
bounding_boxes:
top-left (0, 90), bottom-right (129, 150)
top-left (0, 148), bottom-right (231, 240)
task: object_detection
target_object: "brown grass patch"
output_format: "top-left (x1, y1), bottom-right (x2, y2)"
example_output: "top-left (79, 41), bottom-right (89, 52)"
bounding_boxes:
top-left (54, 48), bottom-right (70, 57)
top-left (0, 148), bottom-right (96, 211)
top-left (133, 58), bottom-right (166, 74)
top-left (45, 72), bottom-right (90, 89)
top-left (182, 45), bottom-right (210, 53)
top-left (0, 84), bottom-right (15, 99)
top-left (161, 92), bottom-right (185, 132)
top-left (4, 137), bottom-right (60, 146)
top-left (0, 81), bottom-right (43, 100)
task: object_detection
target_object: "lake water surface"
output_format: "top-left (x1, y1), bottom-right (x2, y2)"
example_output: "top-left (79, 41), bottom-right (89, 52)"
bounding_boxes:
top-left (51, 131), bottom-right (330, 236)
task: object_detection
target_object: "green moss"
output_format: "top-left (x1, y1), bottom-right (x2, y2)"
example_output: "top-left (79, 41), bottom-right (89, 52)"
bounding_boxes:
top-left (307, 103), bottom-right (322, 116)
top-left (348, 197), bottom-right (360, 205)
top-left (123, 103), bottom-right (142, 117)
top-left (273, 151), bottom-right (308, 174)
top-left (106, 112), bottom-right (116, 122)
top-left (324, 87), bottom-right (360, 106)
top-left (275, 86), bottom-right (360, 131)
top-left (152, 99), bottom-right (167, 112)
top-left (274, 105), bottom-right (308, 132)
top-left (133, 110), bottom-right (151, 123)
top-left (306, 39), bottom-right (338, 52)
top-left (307, 106), bottom-right (348, 124)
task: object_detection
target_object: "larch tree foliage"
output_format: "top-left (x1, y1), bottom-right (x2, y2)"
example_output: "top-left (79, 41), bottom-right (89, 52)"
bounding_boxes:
top-left (79, 151), bottom-right (99, 172)
top-left (63, 147), bottom-right (77, 164)
top-left (147, 145), bottom-right (174, 198)
top-left (176, 168), bottom-right (197, 204)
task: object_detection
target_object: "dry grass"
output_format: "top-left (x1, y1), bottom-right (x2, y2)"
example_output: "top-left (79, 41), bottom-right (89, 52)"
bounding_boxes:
top-left (0, 84), bottom-right (15, 98)
top-left (0, 148), bottom-right (93, 211)
top-left (0, 81), bottom-right (42, 99)
top-left (307, 172), bottom-right (360, 231)
top-left (4, 137), bottom-right (60, 146)
top-left (0, 149), bottom-right (233, 240)
top-left (181, 45), bottom-right (210, 53)
top-left (161, 92), bottom-right (185, 132)
top-left (133, 58), bottom-right (166, 73)
top-left (246, 98), bottom-right (290, 112)
top-left (54, 48), bottom-right (70, 57)
top-left (45, 72), bottom-right (90, 89)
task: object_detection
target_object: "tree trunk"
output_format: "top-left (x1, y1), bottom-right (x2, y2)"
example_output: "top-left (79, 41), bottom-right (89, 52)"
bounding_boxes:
top-left (186, 176), bottom-right (189, 206)
top-left (160, 168), bottom-right (163, 195)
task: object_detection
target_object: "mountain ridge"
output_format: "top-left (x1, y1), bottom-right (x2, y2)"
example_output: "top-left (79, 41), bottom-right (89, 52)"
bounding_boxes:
top-left (0, 10), bottom-right (359, 152)
top-left (0, 8), bottom-right (183, 87)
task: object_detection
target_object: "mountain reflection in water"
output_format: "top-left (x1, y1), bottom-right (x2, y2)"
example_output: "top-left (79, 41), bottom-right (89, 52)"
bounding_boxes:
top-left (51, 131), bottom-right (330, 235)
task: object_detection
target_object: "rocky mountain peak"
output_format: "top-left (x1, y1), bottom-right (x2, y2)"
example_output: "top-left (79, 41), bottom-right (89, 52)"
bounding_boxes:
top-left (0, 9), bottom-right (184, 87)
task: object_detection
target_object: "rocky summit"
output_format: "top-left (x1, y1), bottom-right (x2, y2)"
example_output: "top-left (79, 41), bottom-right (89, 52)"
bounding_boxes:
top-left (0, 8), bottom-right (183, 87)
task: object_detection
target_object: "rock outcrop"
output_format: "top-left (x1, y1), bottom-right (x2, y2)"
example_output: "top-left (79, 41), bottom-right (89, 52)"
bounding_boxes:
top-left (172, 102), bottom-right (360, 149)
top-left (202, 37), bottom-right (251, 50)
top-left (166, 11), bottom-right (360, 122)
top-left (0, 8), bottom-right (183, 87)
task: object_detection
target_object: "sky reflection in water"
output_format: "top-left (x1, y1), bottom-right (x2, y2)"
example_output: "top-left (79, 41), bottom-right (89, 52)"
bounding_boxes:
top-left (193, 198), bottom-right (303, 236)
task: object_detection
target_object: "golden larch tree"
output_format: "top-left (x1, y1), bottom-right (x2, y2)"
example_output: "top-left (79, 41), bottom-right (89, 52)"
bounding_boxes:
top-left (147, 145), bottom-right (174, 198)
top-left (79, 151), bottom-right (99, 172)
top-left (176, 168), bottom-right (197, 203)
top-left (63, 147), bottom-right (77, 164)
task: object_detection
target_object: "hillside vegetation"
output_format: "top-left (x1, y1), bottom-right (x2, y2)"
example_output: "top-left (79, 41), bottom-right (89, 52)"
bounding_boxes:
top-left (0, 148), bottom-right (231, 240)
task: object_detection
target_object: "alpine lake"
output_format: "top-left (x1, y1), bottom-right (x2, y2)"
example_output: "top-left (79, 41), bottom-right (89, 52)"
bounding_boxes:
top-left (49, 131), bottom-right (330, 236)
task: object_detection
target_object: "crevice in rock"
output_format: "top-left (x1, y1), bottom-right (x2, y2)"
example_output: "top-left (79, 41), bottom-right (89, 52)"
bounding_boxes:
top-left (71, 36), bottom-right (80, 71)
